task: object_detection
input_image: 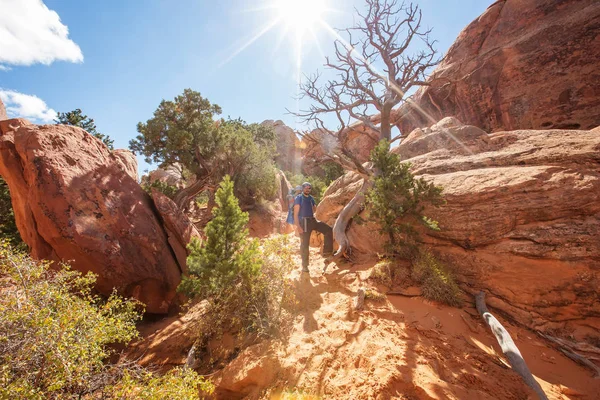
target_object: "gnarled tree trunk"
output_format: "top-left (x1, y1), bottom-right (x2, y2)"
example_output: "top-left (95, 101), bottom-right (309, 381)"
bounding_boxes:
top-left (332, 177), bottom-right (373, 258)
top-left (173, 176), bottom-right (210, 210)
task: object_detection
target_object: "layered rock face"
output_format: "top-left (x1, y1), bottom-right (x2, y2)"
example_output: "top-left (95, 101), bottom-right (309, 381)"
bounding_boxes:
top-left (318, 118), bottom-right (600, 340)
top-left (0, 119), bottom-right (185, 313)
top-left (301, 125), bottom-right (379, 177)
top-left (261, 120), bottom-right (301, 172)
top-left (396, 0), bottom-right (600, 134)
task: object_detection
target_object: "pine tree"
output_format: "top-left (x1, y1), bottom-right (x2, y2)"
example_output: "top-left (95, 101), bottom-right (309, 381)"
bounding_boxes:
top-left (178, 175), bottom-right (261, 298)
top-left (55, 109), bottom-right (114, 150)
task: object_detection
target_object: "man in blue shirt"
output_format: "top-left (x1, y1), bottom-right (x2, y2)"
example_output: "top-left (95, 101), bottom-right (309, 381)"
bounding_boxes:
top-left (294, 182), bottom-right (333, 272)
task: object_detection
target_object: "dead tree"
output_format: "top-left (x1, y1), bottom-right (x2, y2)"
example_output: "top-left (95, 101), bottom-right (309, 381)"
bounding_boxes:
top-left (476, 292), bottom-right (548, 400)
top-left (294, 0), bottom-right (439, 257)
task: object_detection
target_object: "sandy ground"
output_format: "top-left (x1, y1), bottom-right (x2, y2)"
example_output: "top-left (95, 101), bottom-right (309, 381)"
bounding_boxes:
top-left (126, 234), bottom-right (600, 399)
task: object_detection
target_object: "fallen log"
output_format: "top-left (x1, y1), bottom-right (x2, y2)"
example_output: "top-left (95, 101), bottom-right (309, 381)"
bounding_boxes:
top-left (475, 291), bottom-right (548, 400)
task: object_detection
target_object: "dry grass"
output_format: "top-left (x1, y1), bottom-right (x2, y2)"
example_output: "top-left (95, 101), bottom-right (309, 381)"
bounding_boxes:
top-left (411, 249), bottom-right (462, 307)
top-left (369, 259), bottom-right (410, 287)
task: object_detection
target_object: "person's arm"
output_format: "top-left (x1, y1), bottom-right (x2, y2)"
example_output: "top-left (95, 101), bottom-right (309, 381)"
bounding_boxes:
top-left (294, 204), bottom-right (302, 232)
top-left (312, 197), bottom-right (317, 214)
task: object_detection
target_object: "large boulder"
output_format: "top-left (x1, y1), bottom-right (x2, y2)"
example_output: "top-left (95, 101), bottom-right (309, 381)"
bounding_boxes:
top-left (261, 120), bottom-right (301, 172)
top-left (318, 118), bottom-right (600, 340)
top-left (151, 189), bottom-right (202, 275)
top-left (0, 119), bottom-right (183, 313)
top-left (396, 0), bottom-right (600, 134)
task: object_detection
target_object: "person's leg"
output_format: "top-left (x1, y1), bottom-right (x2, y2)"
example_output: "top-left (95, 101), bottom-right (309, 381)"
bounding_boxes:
top-left (314, 220), bottom-right (333, 256)
top-left (300, 218), bottom-right (315, 271)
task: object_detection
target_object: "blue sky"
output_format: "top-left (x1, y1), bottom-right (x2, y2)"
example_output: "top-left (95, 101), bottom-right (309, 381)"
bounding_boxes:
top-left (0, 0), bottom-right (491, 173)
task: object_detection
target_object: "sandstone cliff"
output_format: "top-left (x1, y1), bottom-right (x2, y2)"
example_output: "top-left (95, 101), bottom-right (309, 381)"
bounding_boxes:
top-left (396, 0), bottom-right (600, 134)
top-left (318, 118), bottom-right (600, 342)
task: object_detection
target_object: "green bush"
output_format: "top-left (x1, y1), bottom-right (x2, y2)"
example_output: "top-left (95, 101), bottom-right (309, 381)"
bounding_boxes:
top-left (0, 242), bottom-right (213, 399)
top-left (178, 177), bottom-right (295, 367)
top-left (141, 179), bottom-right (179, 199)
top-left (367, 140), bottom-right (444, 256)
top-left (0, 177), bottom-right (25, 251)
top-left (321, 162), bottom-right (345, 185)
top-left (108, 367), bottom-right (213, 399)
top-left (412, 249), bottom-right (462, 307)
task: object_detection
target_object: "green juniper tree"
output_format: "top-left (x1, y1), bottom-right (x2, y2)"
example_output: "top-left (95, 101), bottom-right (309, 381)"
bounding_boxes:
top-left (130, 89), bottom-right (277, 209)
top-left (367, 140), bottom-right (443, 255)
top-left (178, 175), bottom-right (261, 299)
top-left (55, 108), bottom-right (114, 150)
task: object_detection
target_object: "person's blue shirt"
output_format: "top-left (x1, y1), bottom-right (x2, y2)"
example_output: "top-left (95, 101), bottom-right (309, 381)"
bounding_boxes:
top-left (294, 194), bottom-right (316, 218)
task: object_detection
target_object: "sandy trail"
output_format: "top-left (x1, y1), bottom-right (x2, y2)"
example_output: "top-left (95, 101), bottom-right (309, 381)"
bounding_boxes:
top-left (126, 235), bottom-right (600, 399)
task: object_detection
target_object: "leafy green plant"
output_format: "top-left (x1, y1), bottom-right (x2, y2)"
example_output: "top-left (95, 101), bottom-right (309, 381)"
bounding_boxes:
top-left (412, 249), bottom-right (461, 306)
top-left (321, 162), bottom-right (345, 185)
top-left (0, 242), bottom-right (213, 399)
top-left (108, 367), bottom-right (213, 399)
top-left (0, 177), bottom-right (25, 251)
top-left (367, 140), bottom-right (443, 256)
top-left (141, 179), bottom-right (178, 199)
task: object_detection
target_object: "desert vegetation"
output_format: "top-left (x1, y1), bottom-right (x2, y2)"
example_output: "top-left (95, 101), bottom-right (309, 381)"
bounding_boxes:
top-left (0, 242), bottom-right (213, 399)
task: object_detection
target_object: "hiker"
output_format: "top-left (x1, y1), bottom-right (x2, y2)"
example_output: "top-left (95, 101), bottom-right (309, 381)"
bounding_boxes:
top-left (286, 185), bottom-right (302, 226)
top-left (294, 182), bottom-right (333, 272)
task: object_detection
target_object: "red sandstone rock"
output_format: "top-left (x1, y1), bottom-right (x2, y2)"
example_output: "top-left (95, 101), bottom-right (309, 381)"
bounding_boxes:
top-left (151, 189), bottom-right (202, 274)
top-left (261, 120), bottom-right (301, 172)
top-left (318, 119), bottom-right (600, 340)
top-left (396, 0), bottom-right (600, 134)
top-left (146, 163), bottom-right (187, 189)
top-left (0, 119), bottom-right (182, 313)
top-left (112, 149), bottom-right (138, 181)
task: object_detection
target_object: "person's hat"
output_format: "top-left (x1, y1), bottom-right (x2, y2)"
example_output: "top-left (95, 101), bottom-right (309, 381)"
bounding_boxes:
top-left (302, 182), bottom-right (312, 188)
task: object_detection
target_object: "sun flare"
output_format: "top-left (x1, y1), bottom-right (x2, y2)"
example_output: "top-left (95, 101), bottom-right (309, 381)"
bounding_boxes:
top-left (276, 0), bottom-right (326, 37)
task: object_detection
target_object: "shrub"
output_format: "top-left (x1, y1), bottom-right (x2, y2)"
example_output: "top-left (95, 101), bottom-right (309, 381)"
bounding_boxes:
top-left (367, 140), bottom-right (444, 256)
top-left (108, 367), bottom-right (213, 399)
top-left (178, 178), bottom-right (296, 369)
top-left (369, 259), bottom-right (410, 287)
top-left (0, 242), bottom-right (213, 399)
top-left (142, 179), bottom-right (179, 199)
top-left (0, 177), bottom-right (25, 251)
top-left (411, 249), bottom-right (462, 307)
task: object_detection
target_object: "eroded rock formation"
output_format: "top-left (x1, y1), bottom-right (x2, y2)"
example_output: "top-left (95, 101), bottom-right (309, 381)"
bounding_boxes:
top-left (396, 0), bottom-right (600, 134)
top-left (318, 118), bottom-right (600, 341)
top-left (261, 120), bottom-right (301, 173)
top-left (0, 119), bottom-right (186, 313)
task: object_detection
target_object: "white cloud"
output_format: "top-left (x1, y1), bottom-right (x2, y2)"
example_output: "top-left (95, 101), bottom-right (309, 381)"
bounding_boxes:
top-left (0, 65), bottom-right (11, 71)
top-left (0, 89), bottom-right (57, 123)
top-left (0, 0), bottom-right (83, 67)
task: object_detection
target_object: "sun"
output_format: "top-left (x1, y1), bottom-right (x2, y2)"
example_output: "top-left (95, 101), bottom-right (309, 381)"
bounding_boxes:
top-left (275, 0), bottom-right (327, 37)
